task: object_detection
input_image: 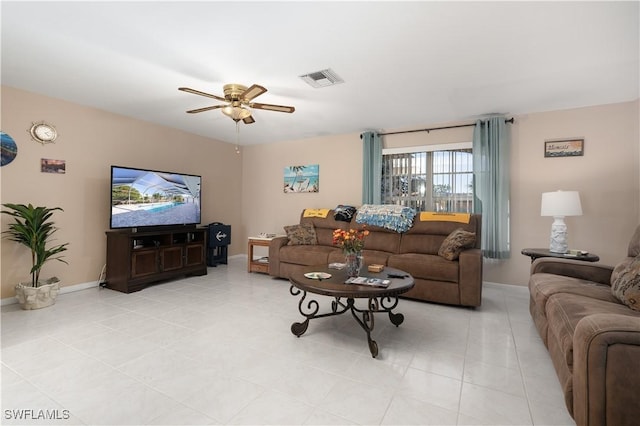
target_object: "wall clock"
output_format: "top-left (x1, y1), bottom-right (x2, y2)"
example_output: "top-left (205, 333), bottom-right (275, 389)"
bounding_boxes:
top-left (29, 121), bottom-right (58, 144)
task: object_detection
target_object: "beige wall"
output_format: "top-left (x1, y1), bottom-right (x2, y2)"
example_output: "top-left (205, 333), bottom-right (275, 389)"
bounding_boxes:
top-left (1, 86), bottom-right (242, 299)
top-left (498, 101), bottom-right (639, 285)
top-left (242, 100), bottom-right (639, 286)
top-left (2, 85), bottom-right (637, 302)
top-left (241, 133), bottom-right (364, 238)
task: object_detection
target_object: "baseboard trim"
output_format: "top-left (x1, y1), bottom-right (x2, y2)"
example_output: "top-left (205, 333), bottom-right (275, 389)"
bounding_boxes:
top-left (484, 280), bottom-right (529, 294)
top-left (1, 267), bottom-right (521, 306)
top-left (1, 280), bottom-right (100, 306)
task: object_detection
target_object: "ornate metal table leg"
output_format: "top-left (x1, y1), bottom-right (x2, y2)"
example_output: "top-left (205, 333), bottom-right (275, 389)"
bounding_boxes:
top-left (289, 285), bottom-right (349, 338)
top-left (291, 319), bottom-right (309, 336)
top-left (381, 296), bottom-right (404, 326)
top-left (368, 339), bottom-right (379, 358)
top-left (348, 298), bottom-right (379, 358)
top-left (388, 311), bottom-right (404, 326)
top-left (289, 285), bottom-right (318, 337)
top-left (331, 296), bottom-right (340, 313)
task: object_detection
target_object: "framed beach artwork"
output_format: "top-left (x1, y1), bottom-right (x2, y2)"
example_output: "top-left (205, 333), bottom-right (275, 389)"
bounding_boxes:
top-left (284, 164), bottom-right (319, 193)
top-left (544, 138), bottom-right (584, 158)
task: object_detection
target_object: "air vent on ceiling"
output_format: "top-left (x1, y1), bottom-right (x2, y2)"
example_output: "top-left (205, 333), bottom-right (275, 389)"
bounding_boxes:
top-left (299, 68), bottom-right (344, 88)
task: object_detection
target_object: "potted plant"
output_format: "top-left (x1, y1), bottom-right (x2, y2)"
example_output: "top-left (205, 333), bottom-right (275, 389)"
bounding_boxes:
top-left (1, 203), bottom-right (69, 309)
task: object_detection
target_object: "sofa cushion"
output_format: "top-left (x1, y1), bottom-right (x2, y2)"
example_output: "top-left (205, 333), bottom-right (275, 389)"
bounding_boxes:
top-left (438, 229), bottom-right (476, 260)
top-left (327, 248), bottom-right (391, 266)
top-left (546, 292), bottom-right (640, 368)
top-left (611, 256), bottom-right (640, 311)
top-left (399, 215), bottom-right (480, 255)
top-left (353, 224), bottom-right (402, 253)
top-left (388, 253), bottom-right (458, 283)
top-left (530, 273), bottom-right (618, 310)
top-left (529, 273), bottom-right (618, 343)
top-left (279, 244), bottom-right (338, 265)
top-left (284, 223), bottom-right (317, 245)
top-left (362, 250), bottom-right (393, 266)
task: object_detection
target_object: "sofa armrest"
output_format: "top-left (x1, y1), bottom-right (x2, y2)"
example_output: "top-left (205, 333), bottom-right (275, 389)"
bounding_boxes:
top-left (530, 258), bottom-right (614, 286)
top-left (572, 313), bottom-right (640, 426)
top-left (268, 236), bottom-right (289, 277)
top-left (458, 248), bottom-right (483, 307)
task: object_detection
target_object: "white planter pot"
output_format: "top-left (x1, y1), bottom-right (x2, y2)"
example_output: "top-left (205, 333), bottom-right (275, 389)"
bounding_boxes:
top-left (15, 281), bottom-right (60, 310)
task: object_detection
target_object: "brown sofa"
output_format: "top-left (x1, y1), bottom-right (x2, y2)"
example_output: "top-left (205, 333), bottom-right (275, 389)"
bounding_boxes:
top-left (528, 226), bottom-right (640, 426)
top-left (268, 209), bottom-right (483, 307)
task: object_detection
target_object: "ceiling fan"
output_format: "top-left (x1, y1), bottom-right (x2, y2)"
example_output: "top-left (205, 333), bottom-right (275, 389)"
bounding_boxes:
top-left (178, 83), bottom-right (295, 124)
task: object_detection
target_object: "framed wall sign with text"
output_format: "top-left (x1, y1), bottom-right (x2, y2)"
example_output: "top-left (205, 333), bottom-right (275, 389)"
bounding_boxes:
top-left (544, 138), bottom-right (584, 158)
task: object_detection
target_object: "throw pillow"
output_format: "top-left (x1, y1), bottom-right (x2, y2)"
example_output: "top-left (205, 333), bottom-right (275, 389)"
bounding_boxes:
top-left (438, 228), bottom-right (476, 261)
top-left (611, 255), bottom-right (640, 312)
top-left (334, 205), bottom-right (357, 222)
top-left (284, 223), bottom-right (318, 246)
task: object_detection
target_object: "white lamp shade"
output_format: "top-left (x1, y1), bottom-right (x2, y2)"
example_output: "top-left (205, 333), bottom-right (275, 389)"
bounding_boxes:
top-left (541, 190), bottom-right (583, 217)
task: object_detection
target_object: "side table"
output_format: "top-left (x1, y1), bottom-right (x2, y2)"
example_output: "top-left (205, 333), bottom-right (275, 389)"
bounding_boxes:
top-left (521, 248), bottom-right (599, 263)
top-left (248, 236), bottom-right (279, 273)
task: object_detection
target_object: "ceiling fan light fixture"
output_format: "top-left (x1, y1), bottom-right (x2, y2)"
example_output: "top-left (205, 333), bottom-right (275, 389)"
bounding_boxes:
top-left (181, 83), bottom-right (294, 126)
top-left (222, 105), bottom-right (252, 121)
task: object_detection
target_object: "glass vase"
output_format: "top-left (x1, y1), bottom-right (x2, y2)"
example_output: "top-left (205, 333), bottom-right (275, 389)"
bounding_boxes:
top-left (345, 251), bottom-right (363, 278)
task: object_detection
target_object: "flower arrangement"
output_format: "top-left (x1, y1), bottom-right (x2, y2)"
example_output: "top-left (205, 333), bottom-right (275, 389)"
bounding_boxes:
top-left (332, 227), bottom-right (369, 253)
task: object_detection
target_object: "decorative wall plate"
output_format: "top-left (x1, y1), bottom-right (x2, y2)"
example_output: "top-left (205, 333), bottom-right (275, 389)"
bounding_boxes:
top-left (1, 131), bottom-right (18, 166)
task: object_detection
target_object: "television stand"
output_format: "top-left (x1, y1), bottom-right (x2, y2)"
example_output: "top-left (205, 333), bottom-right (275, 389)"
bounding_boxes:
top-left (105, 227), bottom-right (207, 293)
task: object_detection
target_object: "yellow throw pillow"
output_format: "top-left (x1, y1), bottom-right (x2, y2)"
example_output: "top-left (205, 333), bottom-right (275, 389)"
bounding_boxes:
top-left (420, 212), bottom-right (471, 223)
top-left (303, 208), bottom-right (330, 218)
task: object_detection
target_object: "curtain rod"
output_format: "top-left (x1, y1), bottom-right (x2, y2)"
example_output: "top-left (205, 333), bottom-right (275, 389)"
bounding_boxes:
top-left (377, 117), bottom-right (514, 136)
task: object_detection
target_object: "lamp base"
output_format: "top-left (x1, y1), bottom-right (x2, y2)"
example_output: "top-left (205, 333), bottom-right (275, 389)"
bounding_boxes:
top-left (549, 216), bottom-right (568, 253)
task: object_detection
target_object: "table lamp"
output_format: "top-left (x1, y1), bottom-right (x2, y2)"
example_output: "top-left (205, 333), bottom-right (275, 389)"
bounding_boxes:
top-left (541, 190), bottom-right (582, 253)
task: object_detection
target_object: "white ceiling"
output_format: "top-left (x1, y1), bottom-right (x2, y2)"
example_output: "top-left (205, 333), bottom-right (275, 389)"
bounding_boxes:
top-left (2, 1), bottom-right (638, 146)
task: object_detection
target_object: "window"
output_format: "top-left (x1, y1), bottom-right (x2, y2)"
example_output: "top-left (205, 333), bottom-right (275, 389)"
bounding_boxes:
top-left (381, 143), bottom-right (473, 212)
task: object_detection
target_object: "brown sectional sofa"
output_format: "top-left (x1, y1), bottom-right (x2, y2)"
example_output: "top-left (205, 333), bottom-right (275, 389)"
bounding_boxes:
top-left (269, 209), bottom-right (483, 307)
top-left (528, 226), bottom-right (640, 426)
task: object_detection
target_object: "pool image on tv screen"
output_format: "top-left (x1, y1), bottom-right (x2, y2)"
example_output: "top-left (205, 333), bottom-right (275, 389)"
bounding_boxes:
top-left (110, 166), bottom-right (201, 229)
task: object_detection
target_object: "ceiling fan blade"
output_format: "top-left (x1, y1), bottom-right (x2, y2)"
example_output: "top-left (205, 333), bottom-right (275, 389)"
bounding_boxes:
top-left (249, 102), bottom-right (295, 113)
top-left (241, 84), bottom-right (267, 101)
top-left (243, 115), bottom-right (255, 124)
top-left (179, 87), bottom-right (226, 102)
top-left (186, 105), bottom-right (225, 114)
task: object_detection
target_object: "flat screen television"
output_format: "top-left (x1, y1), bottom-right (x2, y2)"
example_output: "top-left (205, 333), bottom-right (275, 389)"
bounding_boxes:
top-left (110, 165), bottom-right (201, 230)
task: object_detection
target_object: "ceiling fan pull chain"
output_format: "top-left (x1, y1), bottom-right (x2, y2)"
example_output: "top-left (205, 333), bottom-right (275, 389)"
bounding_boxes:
top-left (235, 121), bottom-right (241, 154)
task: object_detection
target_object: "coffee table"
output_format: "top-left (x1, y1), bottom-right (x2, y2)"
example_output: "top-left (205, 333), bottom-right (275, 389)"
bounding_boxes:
top-left (288, 266), bottom-right (415, 358)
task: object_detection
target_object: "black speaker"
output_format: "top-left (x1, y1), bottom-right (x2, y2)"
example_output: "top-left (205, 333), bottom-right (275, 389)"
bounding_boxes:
top-left (208, 223), bottom-right (231, 247)
top-left (207, 223), bottom-right (230, 266)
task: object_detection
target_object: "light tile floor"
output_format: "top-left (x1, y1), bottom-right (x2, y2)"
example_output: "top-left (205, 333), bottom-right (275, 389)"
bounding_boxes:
top-left (1, 257), bottom-right (575, 425)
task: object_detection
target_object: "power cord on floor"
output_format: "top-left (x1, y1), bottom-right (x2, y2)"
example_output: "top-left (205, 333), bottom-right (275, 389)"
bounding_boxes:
top-left (98, 264), bottom-right (107, 288)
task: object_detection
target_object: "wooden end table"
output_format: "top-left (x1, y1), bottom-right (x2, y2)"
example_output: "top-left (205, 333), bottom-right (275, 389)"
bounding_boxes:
top-left (289, 266), bottom-right (415, 358)
top-left (247, 236), bottom-right (282, 273)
